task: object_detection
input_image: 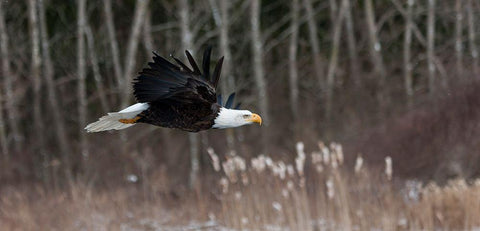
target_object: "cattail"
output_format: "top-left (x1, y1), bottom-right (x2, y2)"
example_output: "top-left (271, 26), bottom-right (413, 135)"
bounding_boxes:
top-left (235, 191), bottom-right (242, 200)
top-left (354, 155), bottom-right (363, 174)
top-left (272, 201), bottom-right (282, 211)
top-left (251, 155), bottom-right (266, 173)
top-left (222, 159), bottom-right (237, 183)
top-left (287, 180), bottom-right (295, 191)
top-left (220, 177), bottom-right (229, 193)
top-left (207, 147), bottom-right (221, 172)
top-left (233, 156), bottom-right (246, 172)
top-left (282, 188), bottom-right (289, 198)
top-left (311, 151), bottom-right (322, 164)
top-left (319, 141), bottom-right (330, 165)
top-left (287, 164), bottom-right (295, 176)
top-left (295, 142), bottom-right (306, 176)
top-left (241, 172), bottom-right (249, 185)
top-left (326, 178), bottom-right (335, 199)
top-left (278, 161), bottom-right (287, 180)
top-left (265, 156), bottom-right (273, 167)
top-left (385, 156), bottom-right (392, 181)
top-left (334, 143), bottom-right (344, 165)
top-left (331, 152), bottom-right (338, 169)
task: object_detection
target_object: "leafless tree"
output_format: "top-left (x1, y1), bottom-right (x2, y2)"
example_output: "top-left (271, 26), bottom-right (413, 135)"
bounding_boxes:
top-left (427, 0), bottom-right (436, 94)
top-left (325, 0), bottom-right (347, 120)
top-left (467, 0), bottom-right (478, 76)
top-left (404, 0), bottom-right (414, 106)
top-left (38, 0), bottom-right (72, 179)
top-left (103, 0), bottom-right (123, 88)
top-left (121, 0), bottom-right (149, 107)
top-left (77, 0), bottom-right (88, 158)
top-left (178, 0), bottom-right (200, 188)
top-left (289, 0), bottom-right (300, 127)
top-left (85, 25), bottom-right (110, 112)
top-left (250, 0), bottom-right (269, 125)
top-left (343, 0), bottom-right (360, 86)
top-left (28, 0), bottom-right (49, 182)
top-left (0, 2), bottom-right (21, 151)
top-left (455, 0), bottom-right (464, 78)
top-left (364, 0), bottom-right (387, 115)
top-left (364, 0), bottom-right (386, 81)
top-left (303, 0), bottom-right (324, 89)
top-left (211, 0), bottom-right (236, 149)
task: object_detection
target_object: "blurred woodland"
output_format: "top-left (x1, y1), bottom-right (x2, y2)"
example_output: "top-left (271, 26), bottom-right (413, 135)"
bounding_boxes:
top-left (1, 0), bottom-right (480, 190)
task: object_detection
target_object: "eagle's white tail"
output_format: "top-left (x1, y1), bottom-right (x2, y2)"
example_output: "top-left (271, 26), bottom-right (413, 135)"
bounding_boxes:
top-left (85, 103), bottom-right (149, 132)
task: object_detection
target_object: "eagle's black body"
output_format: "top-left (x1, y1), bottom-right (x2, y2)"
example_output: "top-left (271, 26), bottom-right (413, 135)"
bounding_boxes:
top-left (132, 47), bottom-right (235, 132)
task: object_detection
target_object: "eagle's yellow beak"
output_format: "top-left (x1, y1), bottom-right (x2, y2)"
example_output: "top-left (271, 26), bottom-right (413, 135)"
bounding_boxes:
top-left (249, 113), bottom-right (262, 125)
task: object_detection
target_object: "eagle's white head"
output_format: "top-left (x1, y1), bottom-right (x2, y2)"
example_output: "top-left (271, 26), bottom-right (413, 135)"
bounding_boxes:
top-left (212, 107), bottom-right (262, 129)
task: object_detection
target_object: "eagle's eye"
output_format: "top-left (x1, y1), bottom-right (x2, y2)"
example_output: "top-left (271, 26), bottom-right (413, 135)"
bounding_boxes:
top-left (242, 114), bottom-right (250, 119)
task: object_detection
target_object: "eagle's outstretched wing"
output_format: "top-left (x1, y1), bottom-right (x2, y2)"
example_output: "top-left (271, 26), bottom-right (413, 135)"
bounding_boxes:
top-left (133, 46), bottom-right (224, 104)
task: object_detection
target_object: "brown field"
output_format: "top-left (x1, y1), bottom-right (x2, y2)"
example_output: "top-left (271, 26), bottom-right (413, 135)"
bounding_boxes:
top-left (2, 142), bottom-right (479, 231)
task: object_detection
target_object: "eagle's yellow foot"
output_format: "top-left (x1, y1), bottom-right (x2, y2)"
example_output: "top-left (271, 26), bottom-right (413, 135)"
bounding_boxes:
top-left (119, 116), bottom-right (141, 124)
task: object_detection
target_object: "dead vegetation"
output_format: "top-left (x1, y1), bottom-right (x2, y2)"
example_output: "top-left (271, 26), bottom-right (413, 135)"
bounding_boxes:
top-left (2, 142), bottom-right (480, 230)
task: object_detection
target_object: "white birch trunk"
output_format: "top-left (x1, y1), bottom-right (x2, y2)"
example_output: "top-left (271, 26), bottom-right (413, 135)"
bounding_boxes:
top-left (28, 0), bottom-right (49, 182)
top-left (103, 0), bottom-right (123, 88)
top-left (467, 0), bottom-right (478, 76)
top-left (364, 0), bottom-right (386, 81)
top-left (179, 0), bottom-right (199, 188)
top-left (427, 0), bottom-right (436, 94)
top-left (215, 0), bottom-right (236, 149)
top-left (455, 0), bottom-right (464, 78)
top-left (85, 25), bottom-right (110, 112)
top-left (38, 0), bottom-right (72, 179)
top-left (250, 0), bottom-right (270, 125)
top-left (303, 0), bottom-right (324, 88)
top-left (404, 0), bottom-right (414, 106)
top-left (0, 2), bottom-right (22, 151)
top-left (325, 0), bottom-right (347, 120)
top-left (289, 0), bottom-right (300, 124)
top-left (343, 0), bottom-right (360, 86)
top-left (77, 0), bottom-right (88, 158)
top-left (121, 0), bottom-right (149, 107)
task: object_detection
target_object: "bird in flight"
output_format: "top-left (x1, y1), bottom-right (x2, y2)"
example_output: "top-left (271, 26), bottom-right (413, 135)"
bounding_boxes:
top-left (85, 47), bottom-right (262, 132)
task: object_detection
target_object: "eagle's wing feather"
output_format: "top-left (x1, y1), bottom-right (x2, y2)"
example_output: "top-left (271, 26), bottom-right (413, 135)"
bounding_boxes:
top-left (133, 48), bottom-right (221, 104)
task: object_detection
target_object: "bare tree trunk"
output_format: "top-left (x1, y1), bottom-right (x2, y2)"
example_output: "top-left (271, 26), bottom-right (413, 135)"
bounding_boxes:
top-left (142, 9), bottom-right (154, 55)
top-left (455, 0), bottom-right (464, 78)
top-left (121, 0), bottom-right (149, 107)
top-left (85, 25), bottom-right (110, 112)
top-left (178, 0), bottom-right (200, 188)
top-left (289, 0), bottom-right (300, 126)
top-left (364, 0), bottom-right (387, 116)
top-left (303, 0), bottom-right (324, 90)
top-left (77, 0), bottom-right (88, 158)
top-left (250, 0), bottom-right (270, 124)
top-left (251, 0), bottom-right (270, 152)
top-left (467, 0), bottom-right (478, 76)
top-left (404, 0), bottom-right (414, 106)
top-left (325, 0), bottom-right (347, 121)
top-left (28, 0), bottom-right (49, 183)
top-left (38, 0), bottom-right (72, 180)
top-left (343, 0), bottom-right (360, 86)
top-left (0, 92), bottom-right (7, 161)
top-left (214, 0), bottom-right (236, 150)
top-left (427, 0), bottom-right (436, 95)
top-left (141, 9), bottom-right (173, 156)
top-left (0, 2), bottom-right (22, 151)
top-left (103, 0), bottom-right (123, 88)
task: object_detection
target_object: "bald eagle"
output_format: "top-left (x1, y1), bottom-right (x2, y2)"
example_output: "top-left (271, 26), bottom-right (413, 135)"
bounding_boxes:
top-left (85, 47), bottom-right (262, 132)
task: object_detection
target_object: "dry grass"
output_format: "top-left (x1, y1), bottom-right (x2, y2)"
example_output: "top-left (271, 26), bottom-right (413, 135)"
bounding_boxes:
top-left (2, 142), bottom-right (480, 230)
